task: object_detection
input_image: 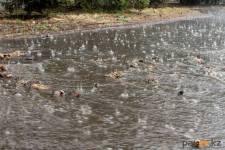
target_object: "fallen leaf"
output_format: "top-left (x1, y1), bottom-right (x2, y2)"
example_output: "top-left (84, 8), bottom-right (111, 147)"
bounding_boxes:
top-left (175, 72), bottom-right (181, 74)
top-left (0, 65), bottom-right (7, 71)
top-left (148, 77), bottom-right (158, 83)
top-left (0, 74), bottom-right (13, 78)
top-left (105, 71), bottom-right (122, 78)
top-left (31, 84), bottom-right (52, 90)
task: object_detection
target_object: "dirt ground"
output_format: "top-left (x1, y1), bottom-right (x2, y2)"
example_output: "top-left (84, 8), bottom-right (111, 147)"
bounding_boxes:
top-left (0, 4), bottom-right (221, 39)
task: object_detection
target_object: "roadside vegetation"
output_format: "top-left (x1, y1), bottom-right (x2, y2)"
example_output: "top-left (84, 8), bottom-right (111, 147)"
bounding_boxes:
top-left (0, 0), bottom-right (224, 39)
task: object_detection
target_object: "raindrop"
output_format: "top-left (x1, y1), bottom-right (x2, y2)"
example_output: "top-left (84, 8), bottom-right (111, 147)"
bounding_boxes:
top-left (51, 49), bottom-right (55, 57)
top-left (121, 91), bottom-right (129, 98)
top-left (79, 44), bottom-right (85, 51)
top-left (57, 51), bottom-right (62, 55)
top-left (67, 67), bottom-right (75, 72)
top-left (54, 39), bottom-right (57, 44)
top-left (171, 52), bottom-right (174, 58)
top-left (5, 131), bottom-right (10, 135)
top-left (27, 50), bottom-right (31, 56)
top-left (15, 93), bottom-right (22, 97)
top-left (115, 108), bottom-right (120, 116)
top-left (93, 45), bottom-right (97, 51)
top-left (37, 51), bottom-right (42, 57)
top-left (159, 58), bottom-right (163, 64)
top-left (109, 50), bottom-right (114, 55)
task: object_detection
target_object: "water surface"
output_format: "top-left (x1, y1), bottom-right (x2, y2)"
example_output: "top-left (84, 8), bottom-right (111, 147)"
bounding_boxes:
top-left (0, 10), bottom-right (225, 150)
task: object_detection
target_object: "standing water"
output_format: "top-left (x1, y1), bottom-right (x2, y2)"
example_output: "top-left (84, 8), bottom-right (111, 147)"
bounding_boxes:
top-left (1, 10), bottom-right (225, 149)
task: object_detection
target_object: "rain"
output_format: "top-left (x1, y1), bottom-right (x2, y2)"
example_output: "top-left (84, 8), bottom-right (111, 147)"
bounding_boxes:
top-left (0, 9), bottom-right (225, 149)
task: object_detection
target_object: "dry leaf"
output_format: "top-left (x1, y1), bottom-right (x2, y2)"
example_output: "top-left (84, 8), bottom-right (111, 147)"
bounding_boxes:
top-left (0, 74), bottom-right (13, 78)
top-left (54, 90), bottom-right (65, 96)
top-left (175, 72), bottom-right (181, 74)
top-left (105, 71), bottom-right (122, 78)
top-left (0, 65), bottom-right (7, 71)
top-left (148, 77), bottom-right (158, 83)
top-left (31, 84), bottom-right (52, 90)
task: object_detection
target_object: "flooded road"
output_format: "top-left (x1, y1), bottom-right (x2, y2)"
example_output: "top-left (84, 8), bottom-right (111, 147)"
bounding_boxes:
top-left (0, 10), bottom-right (225, 149)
